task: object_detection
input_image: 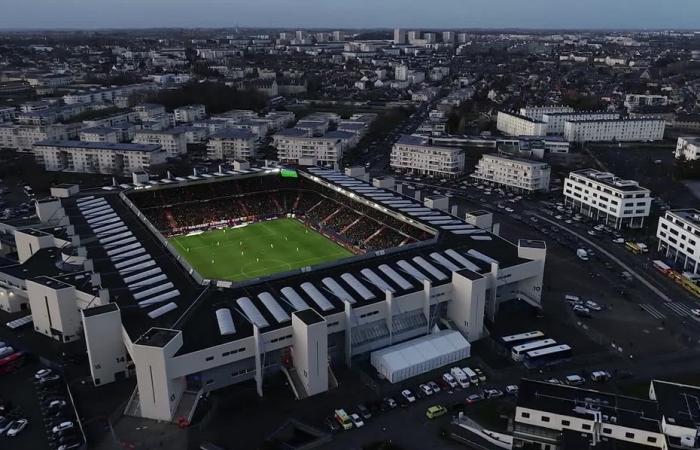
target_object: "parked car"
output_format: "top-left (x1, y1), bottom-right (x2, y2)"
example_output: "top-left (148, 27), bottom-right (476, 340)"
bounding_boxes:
top-left (585, 300), bottom-right (602, 311)
top-left (691, 309), bottom-right (700, 318)
top-left (473, 368), bottom-right (487, 383)
top-left (442, 373), bottom-right (458, 389)
top-left (58, 442), bottom-right (82, 450)
top-left (383, 397), bottom-right (397, 409)
top-left (483, 389), bottom-right (503, 399)
top-left (506, 385), bottom-right (519, 395)
top-left (356, 404), bottom-right (371, 420)
top-left (37, 374), bottom-right (61, 385)
top-left (427, 381), bottom-right (440, 393)
top-left (0, 416), bottom-right (12, 434)
top-left (546, 378), bottom-right (562, 385)
top-left (419, 384), bottom-right (434, 396)
top-left (324, 416), bottom-right (340, 432)
top-left (35, 368), bottom-right (53, 380)
top-left (565, 375), bottom-right (585, 385)
top-left (350, 413), bottom-right (364, 428)
top-left (426, 405), bottom-right (447, 419)
top-left (465, 393), bottom-right (483, 404)
top-left (401, 389), bottom-right (416, 403)
top-left (6, 418), bottom-right (27, 437)
top-left (590, 371), bottom-right (612, 382)
top-left (52, 422), bottom-right (74, 434)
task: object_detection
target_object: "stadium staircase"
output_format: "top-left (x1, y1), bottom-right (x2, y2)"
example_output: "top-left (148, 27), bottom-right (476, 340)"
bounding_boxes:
top-left (271, 196), bottom-right (283, 213)
top-left (237, 199), bottom-right (250, 216)
top-left (306, 199), bottom-right (324, 214)
top-left (172, 389), bottom-right (201, 423)
top-left (164, 209), bottom-right (178, 230)
top-left (399, 236), bottom-right (412, 246)
top-left (340, 218), bottom-right (360, 234)
top-left (281, 366), bottom-right (308, 400)
top-left (363, 226), bottom-right (385, 245)
top-left (292, 193), bottom-right (301, 210)
top-left (322, 207), bottom-right (342, 225)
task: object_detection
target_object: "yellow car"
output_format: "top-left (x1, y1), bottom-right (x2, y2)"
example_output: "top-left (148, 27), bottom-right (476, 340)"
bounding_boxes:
top-left (426, 405), bottom-right (447, 419)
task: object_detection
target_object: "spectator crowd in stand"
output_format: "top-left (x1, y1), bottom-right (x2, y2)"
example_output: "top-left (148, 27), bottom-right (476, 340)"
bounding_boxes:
top-left (129, 175), bottom-right (433, 252)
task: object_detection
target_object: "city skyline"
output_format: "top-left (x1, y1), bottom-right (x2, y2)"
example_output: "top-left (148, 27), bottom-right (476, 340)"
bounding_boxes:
top-left (0, 0), bottom-right (699, 30)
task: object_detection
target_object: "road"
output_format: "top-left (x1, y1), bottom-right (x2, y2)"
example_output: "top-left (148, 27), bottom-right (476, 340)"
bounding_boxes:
top-left (532, 213), bottom-right (671, 303)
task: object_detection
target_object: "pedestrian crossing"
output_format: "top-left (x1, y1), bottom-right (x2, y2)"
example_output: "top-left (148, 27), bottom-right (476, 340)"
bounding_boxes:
top-left (640, 304), bottom-right (666, 320)
top-left (640, 302), bottom-right (697, 319)
top-left (664, 302), bottom-right (696, 318)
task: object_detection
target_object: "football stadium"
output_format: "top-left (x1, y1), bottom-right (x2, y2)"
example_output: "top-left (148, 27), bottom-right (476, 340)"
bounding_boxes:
top-left (0, 165), bottom-right (547, 422)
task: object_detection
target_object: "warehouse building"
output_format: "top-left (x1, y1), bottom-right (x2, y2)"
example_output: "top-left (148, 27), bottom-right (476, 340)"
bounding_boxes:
top-left (564, 169), bottom-right (651, 229)
top-left (0, 167), bottom-right (546, 422)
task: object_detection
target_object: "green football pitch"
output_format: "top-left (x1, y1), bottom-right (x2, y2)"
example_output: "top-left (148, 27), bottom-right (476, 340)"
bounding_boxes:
top-left (169, 218), bottom-right (353, 281)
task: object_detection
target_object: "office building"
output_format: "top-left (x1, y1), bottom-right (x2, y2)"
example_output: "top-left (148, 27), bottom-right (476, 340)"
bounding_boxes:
top-left (206, 129), bottom-right (258, 161)
top-left (33, 140), bottom-right (166, 175)
top-left (564, 169), bottom-right (652, 229)
top-left (390, 134), bottom-right (465, 178)
top-left (563, 118), bottom-right (666, 142)
top-left (471, 154), bottom-right (551, 193)
top-left (496, 111), bottom-right (547, 137)
top-left (675, 137), bottom-right (700, 161)
top-left (657, 209), bottom-right (700, 275)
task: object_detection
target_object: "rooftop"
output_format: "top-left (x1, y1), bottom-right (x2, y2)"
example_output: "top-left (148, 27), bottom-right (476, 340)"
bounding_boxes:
top-left (34, 140), bottom-right (163, 153)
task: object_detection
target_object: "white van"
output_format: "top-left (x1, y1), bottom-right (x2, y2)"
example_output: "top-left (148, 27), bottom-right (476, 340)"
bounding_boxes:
top-left (450, 367), bottom-right (469, 388)
top-left (461, 367), bottom-right (479, 385)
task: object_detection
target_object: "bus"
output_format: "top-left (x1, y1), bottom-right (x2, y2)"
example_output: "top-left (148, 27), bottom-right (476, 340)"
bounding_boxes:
top-left (334, 409), bottom-right (352, 430)
top-left (525, 344), bottom-right (572, 365)
top-left (500, 331), bottom-right (545, 348)
top-left (625, 242), bottom-right (642, 254)
top-left (652, 260), bottom-right (671, 274)
top-left (0, 351), bottom-right (25, 375)
top-left (511, 339), bottom-right (557, 361)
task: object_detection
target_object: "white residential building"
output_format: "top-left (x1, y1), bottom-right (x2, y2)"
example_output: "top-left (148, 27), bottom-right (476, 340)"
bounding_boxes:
top-left (471, 154), bottom-right (550, 192)
top-left (133, 129), bottom-right (188, 158)
top-left (174, 104), bottom-right (207, 123)
top-left (273, 128), bottom-right (343, 165)
top-left (675, 136), bottom-right (700, 161)
top-left (564, 118), bottom-right (665, 142)
top-left (393, 28), bottom-right (406, 44)
top-left (519, 105), bottom-right (574, 121)
top-left (496, 111), bottom-right (547, 137)
top-left (564, 169), bottom-right (652, 229)
top-left (514, 379), bottom-right (667, 450)
top-left (0, 106), bottom-right (16, 123)
top-left (390, 134), bottom-right (465, 178)
top-left (0, 124), bottom-right (73, 151)
top-left (657, 209), bottom-right (700, 275)
top-left (395, 64), bottom-right (409, 81)
top-left (624, 94), bottom-right (669, 111)
top-left (33, 140), bottom-right (167, 175)
top-left (79, 127), bottom-right (119, 144)
top-left (542, 112), bottom-right (619, 135)
top-left (206, 129), bottom-right (258, 161)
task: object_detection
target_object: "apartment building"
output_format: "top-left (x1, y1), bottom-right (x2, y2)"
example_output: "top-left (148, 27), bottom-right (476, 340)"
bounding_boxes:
top-left (519, 105), bottom-right (574, 121)
top-left (563, 118), bottom-right (665, 142)
top-left (0, 123), bottom-right (74, 151)
top-left (496, 111), bottom-right (547, 137)
top-left (133, 129), bottom-right (188, 158)
top-left (471, 154), bottom-right (551, 193)
top-left (542, 112), bottom-right (620, 135)
top-left (657, 209), bottom-right (700, 275)
top-left (564, 169), bottom-right (652, 229)
top-left (273, 128), bottom-right (343, 165)
top-left (33, 140), bottom-right (166, 175)
top-left (0, 106), bottom-right (17, 123)
top-left (63, 83), bottom-right (157, 105)
top-left (206, 129), bottom-right (258, 161)
top-left (174, 104), bottom-right (207, 124)
top-left (675, 137), bottom-right (700, 161)
top-left (390, 134), bottom-right (465, 178)
top-left (625, 94), bottom-right (669, 111)
top-left (79, 127), bottom-right (119, 144)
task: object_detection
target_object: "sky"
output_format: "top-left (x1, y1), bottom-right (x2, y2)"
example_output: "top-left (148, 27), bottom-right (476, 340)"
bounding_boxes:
top-left (0, 0), bottom-right (698, 30)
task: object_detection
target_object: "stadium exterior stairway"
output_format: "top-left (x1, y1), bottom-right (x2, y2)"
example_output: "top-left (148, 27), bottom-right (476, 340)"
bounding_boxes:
top-left (172, 389), bottom-right (200, 423)
top-left (281, 366), bottom-right (308, 400)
